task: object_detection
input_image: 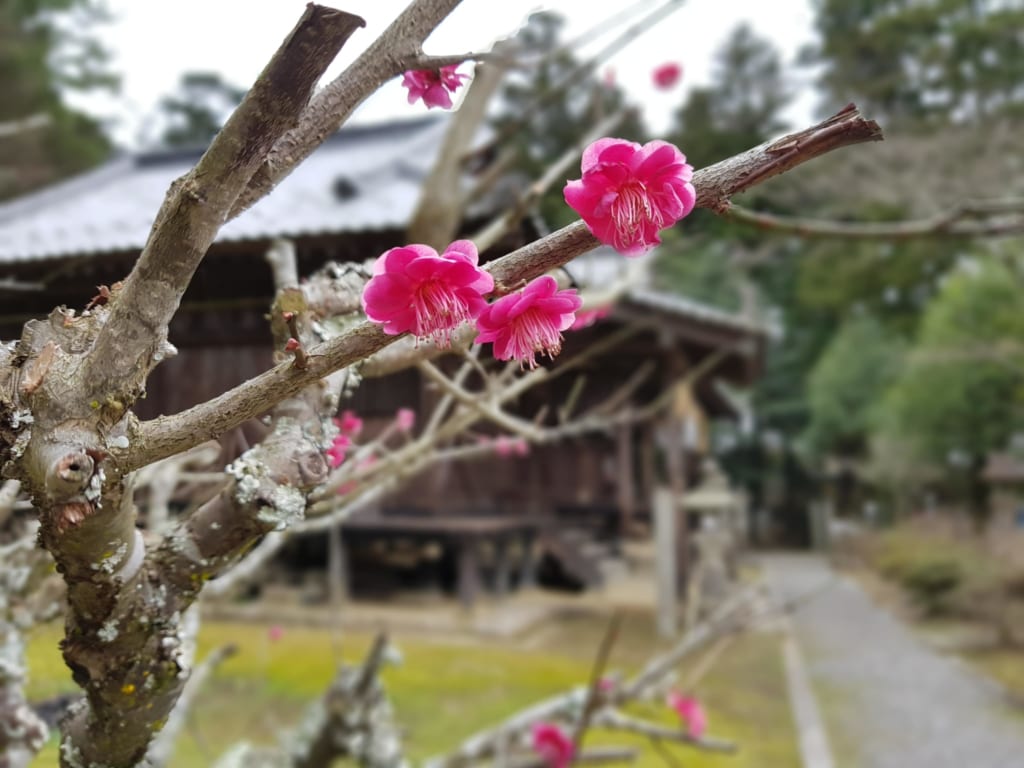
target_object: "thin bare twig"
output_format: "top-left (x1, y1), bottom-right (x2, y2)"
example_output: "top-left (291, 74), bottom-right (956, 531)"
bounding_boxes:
top-left (129, 104), bottom-right (881, 470)
top-left (571, 612), bottom-right (624, 756)
top-left (726, 198), bottom-right (1024, 241)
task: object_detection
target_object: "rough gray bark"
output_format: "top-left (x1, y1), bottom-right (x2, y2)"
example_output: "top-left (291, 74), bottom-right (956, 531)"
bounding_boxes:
top-left (230, 0), bottom-right (467, 218)
top-left (0, 532), bottom-right (55, 768)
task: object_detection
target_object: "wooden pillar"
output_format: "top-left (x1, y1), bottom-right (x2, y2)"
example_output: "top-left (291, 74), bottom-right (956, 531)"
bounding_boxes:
top-left (664, 349), bottom-right (692, 589)
top-left (665, 413), bottom-right (690, 588)
top-left (653, 486), bottom-right (678, 637)
top-left (640, 423), bottom-right (657, 511)
top-left (327, 522), bottom-right (349, 605)
top-left (617, 418), bottom-right (636, 537)
top-left (527, 451), bottom-right (544, 517)
top-left (517, 531), bottom-right (536, 589)
top-left (493, 537), bottom-right (511, 598)
top-left (457, 537), bottom-right (481, 610)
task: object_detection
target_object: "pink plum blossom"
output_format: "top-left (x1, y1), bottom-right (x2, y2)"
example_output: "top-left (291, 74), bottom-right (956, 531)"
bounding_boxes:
top-left (531, 722), bottom-right (574, 768)
top-left (401, 65), bottom-right (468, 109)
top-left (493, 436), bottom-right (529, 458)
top-left (362, 240), bottom-right (493, 346)
top-left (652, 61), bottom-right (683, 90)
top-left (569, 306), bottom-right (612, 331)
top-left (564, 138), bottom-right (696, 256)
top-left (326, 433), bottom-right (351, 469)
top-left (334, 410), bottom-right (363, 437)
top-left (474, 276), bottom-right (581, 368)
top-left (395, 408), bottom-right (416, 432)
top-left (336, 456), bottom-right (378, 496)
top-left (667, 691), bottom-right (708, 739)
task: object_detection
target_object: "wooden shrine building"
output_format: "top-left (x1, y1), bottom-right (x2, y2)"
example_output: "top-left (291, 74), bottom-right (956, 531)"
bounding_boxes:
top-left (0, 118), bottom-right (769, 607)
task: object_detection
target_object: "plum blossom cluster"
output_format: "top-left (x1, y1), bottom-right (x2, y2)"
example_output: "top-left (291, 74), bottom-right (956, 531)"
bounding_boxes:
top-left (667, 691), bottom-right (708, 739)
top-left (531, 722), bottom-right (574, 768)
top-left (565, 138), bottom-right (696, 256)
top-left (362, 241), bottom-right (582, 369)
top-left (324, 408), bottom-right (416, 495)
top-left (362, 135), bottom-right (694, 365)
top-left (401, 65), bottom-right (468, 109)
top-left (326, 409), bottom-right (363, 468)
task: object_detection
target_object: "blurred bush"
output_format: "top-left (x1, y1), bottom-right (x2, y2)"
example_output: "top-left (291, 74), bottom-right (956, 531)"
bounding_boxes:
top-left (867, 525), bottom-right (1014, 627)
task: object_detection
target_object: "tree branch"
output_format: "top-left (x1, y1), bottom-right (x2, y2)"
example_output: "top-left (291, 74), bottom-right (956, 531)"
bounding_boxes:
top-left (725, 197), bottom-right (1024, 240)
top-left (229, 0), bottom-right (466, 218)
top-left (84, 5), bottom-right (365, 409)
top-left (593, 710), bottom-right (736, 753)
top-left (129, 105), bottom-right (881, 469)
top-left (407, 38), bottom-right (515, 248)
top-left (425, 586), bottom-right (761, 768)
top-left (471, 107), bottom-right (632, 253)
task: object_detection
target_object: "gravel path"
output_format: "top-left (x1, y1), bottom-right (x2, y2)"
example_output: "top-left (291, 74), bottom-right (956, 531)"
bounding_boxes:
top-left (761, 554), bottom-right (1024, 768)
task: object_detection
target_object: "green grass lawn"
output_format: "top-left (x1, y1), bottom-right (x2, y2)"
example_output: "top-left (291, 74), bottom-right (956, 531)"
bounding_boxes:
top-left (962, 648), bottom-right (1024, 702)
top-left (27, 610), bottom-right (798, 767)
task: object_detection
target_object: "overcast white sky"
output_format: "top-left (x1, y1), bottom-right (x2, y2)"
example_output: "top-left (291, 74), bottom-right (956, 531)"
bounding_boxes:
top-left (82, 0), bottom-right (819, 147)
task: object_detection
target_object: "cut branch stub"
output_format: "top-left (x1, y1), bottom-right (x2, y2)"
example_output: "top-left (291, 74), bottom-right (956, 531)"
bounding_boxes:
top-left (48, 451), bottom-right (94, 496)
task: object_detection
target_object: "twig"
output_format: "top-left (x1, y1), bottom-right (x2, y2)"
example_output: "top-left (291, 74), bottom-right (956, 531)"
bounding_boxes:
top-left (475, 0), bottom-right (688, 159)
top-left (84, 5), bottom-right (365, 407)
top-left (680, 634), bottom-right (733, 692)
top-left (594, 710), bottom-right (736, 754)
top-left (418, 360), bottom-right (542, 442)
top-left (726, 198), bottom-right (1024, 241)
top-left (426, 587), bottom-right (759, 768)
top-left (571, 612), bottom-right (623, 755)
top-left (471, 108), bottom-right (631, 253)
top-left (230, 0), bottom-right (465, 218)
top-left (129, 104), bottom-right (882, 470)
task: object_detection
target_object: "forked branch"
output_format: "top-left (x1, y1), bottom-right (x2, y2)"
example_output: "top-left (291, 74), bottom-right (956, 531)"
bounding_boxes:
top-left (129, 104), bottom-right (881, 469)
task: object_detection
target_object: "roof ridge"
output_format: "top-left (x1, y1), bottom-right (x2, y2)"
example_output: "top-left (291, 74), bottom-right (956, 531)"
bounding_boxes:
top-left (626, 286), bottom-right (774, 336)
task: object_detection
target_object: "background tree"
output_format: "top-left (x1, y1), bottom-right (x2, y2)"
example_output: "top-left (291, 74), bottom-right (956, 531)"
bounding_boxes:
top-left (656, 22), bottom-right (792, 311)
top-left (872, 259), bottom-right (1024, 517)
top-left (0, 0), bottom-right (114, 200)
top-left (489, 10), bottom-right (646, 230)
top-left (803, 313), bottom-right (906, 460)
top-left (804, 0), bottom-right (1024, 127)
top-left (154, 71), bottom-right (247, 148)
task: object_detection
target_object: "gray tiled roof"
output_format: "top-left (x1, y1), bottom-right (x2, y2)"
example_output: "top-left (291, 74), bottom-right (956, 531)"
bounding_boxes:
top-left (0, 117), bottom-right (449, 264)
top-left (570, 248), bottom-right (775, 338)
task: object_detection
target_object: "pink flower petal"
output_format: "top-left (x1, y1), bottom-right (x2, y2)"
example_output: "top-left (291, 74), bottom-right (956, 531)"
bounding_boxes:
top-left (564, 137), bottom-right (697, 257)
top-left (652, 62), bottom-right (683, 90)
top-left (401, 65), bottom-right (467, 110)
top-left (363, 240), bottom-right (494, 346)
top-left (474, 277), bottom-right (581, 368)
top-left (531, 723), bottom-right (574, 768)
